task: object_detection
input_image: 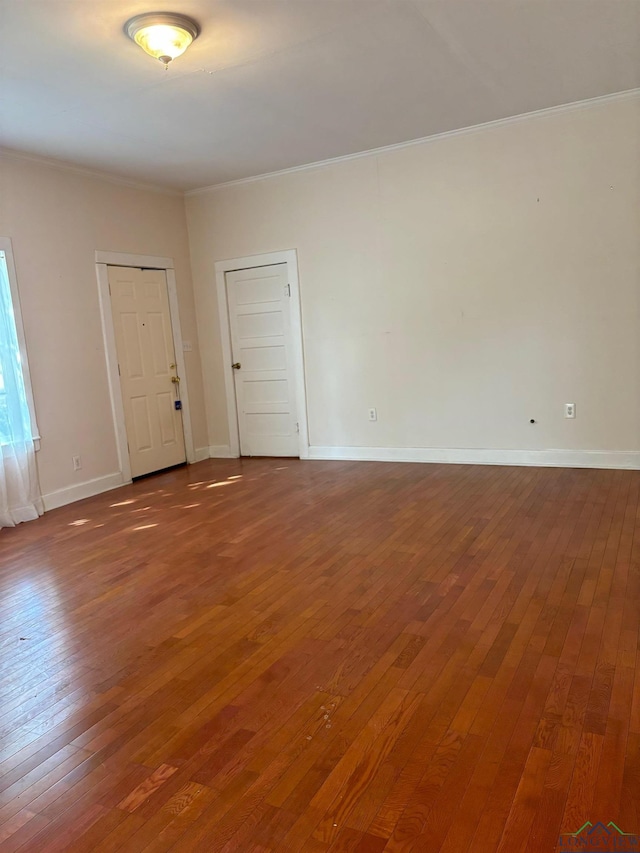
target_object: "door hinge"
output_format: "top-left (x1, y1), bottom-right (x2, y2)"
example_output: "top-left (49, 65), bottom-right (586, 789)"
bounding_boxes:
top-left (285, 283), bottom-right (291, 297)
top-left (296, 422), bottom-right (299, 433)
top-left (117, 364), bottom-right (121, 376)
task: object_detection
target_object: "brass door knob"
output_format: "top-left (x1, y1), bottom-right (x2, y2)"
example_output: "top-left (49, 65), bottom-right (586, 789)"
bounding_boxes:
top-left (171, 376), bottom-right (180, 383)
top-left (232, 362), bottom-right (241, 370)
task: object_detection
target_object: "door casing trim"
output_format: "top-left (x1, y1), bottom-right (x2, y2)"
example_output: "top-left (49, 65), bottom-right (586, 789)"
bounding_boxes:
top-left (95, 250), bottom-right (195, 484)
top-left (214, 249), bottom-right (309, 459)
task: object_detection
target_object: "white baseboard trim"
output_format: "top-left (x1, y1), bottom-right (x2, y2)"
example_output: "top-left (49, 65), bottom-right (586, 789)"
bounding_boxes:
top-left (42, 472), bottom-right (128, 511)
top-left (209, 445), bottom-right (235, 458)
top-left (307, 446), bottom-right (640, 470)
top-left (38, 446), bottom-right (640, 513)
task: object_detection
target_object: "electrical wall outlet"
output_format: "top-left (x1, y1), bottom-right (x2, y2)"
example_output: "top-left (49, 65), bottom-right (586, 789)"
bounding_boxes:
top-left (72, 455), bottom-right (82, 471)
top-left (564, 403), bottom-right (576, 419)
top-left (368, 408), bottom-right (377, 422)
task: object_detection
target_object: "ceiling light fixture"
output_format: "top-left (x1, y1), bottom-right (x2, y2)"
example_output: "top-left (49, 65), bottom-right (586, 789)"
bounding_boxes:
top-left (125, 12), bottom-right (200, 69)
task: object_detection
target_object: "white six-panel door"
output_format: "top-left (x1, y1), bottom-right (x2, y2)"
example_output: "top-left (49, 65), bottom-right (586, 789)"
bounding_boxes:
top-left (108, 266), bottom-right (186, 477)
top-left (226, 264), bottom-right (299, 457)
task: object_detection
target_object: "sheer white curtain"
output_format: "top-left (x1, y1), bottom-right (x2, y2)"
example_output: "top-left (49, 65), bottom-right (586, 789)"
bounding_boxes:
top-left (0, 250), bottom-right (42, 528)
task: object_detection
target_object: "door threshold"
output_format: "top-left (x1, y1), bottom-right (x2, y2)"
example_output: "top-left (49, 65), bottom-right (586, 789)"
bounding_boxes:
top-left (132, 461), bottom-right (187, 482)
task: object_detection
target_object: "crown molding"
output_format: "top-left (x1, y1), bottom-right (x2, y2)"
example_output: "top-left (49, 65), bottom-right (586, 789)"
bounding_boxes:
top-left (186, 87), bottom-right (640, 197)
top-left (0, 146), bottom-right (182, 196)
top-left (2, 88), bottom-right (638, 198)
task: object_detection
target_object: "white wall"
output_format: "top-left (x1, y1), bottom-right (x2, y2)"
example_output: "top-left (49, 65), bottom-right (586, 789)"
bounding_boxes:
top-left (0, 154), bottom-right (208, 505)
top-left (2, 93), bottom-right (638, 503)
top-left (186, 94), bottom-right (640, 468)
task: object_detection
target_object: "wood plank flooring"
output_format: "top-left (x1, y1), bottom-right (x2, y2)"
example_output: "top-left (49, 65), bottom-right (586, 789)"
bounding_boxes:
top-left (1, 458), bottom-right (639, 851)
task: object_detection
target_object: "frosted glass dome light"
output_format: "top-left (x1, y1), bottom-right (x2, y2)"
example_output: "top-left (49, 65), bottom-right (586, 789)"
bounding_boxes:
top-left (125, 13), bottom-right (200, 68)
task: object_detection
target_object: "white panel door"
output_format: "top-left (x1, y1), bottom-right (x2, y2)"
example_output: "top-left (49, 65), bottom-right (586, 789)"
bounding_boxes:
top-left (108, 266), bottom-right (186, 477)
top-left (226, 264), bottom-right (299, 457)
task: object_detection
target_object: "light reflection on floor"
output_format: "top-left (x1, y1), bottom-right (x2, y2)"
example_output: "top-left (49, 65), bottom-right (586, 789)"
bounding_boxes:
top-left (66, 472), bottom-right (250, 533)
top-left (0, 459), bottom-right (302, 769)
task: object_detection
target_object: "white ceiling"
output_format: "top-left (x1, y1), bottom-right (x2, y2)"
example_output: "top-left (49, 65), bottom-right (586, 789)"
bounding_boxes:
top-left (1, 1), bottom-right (639, 191)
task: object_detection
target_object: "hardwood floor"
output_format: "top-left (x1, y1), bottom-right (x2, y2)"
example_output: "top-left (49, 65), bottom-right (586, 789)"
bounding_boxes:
top-left (1, 458), bottom-right (639, 852)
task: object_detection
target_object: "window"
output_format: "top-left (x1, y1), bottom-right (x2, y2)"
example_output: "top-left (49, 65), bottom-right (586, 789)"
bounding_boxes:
top-left (0, 239), bottom-right (39, 447)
